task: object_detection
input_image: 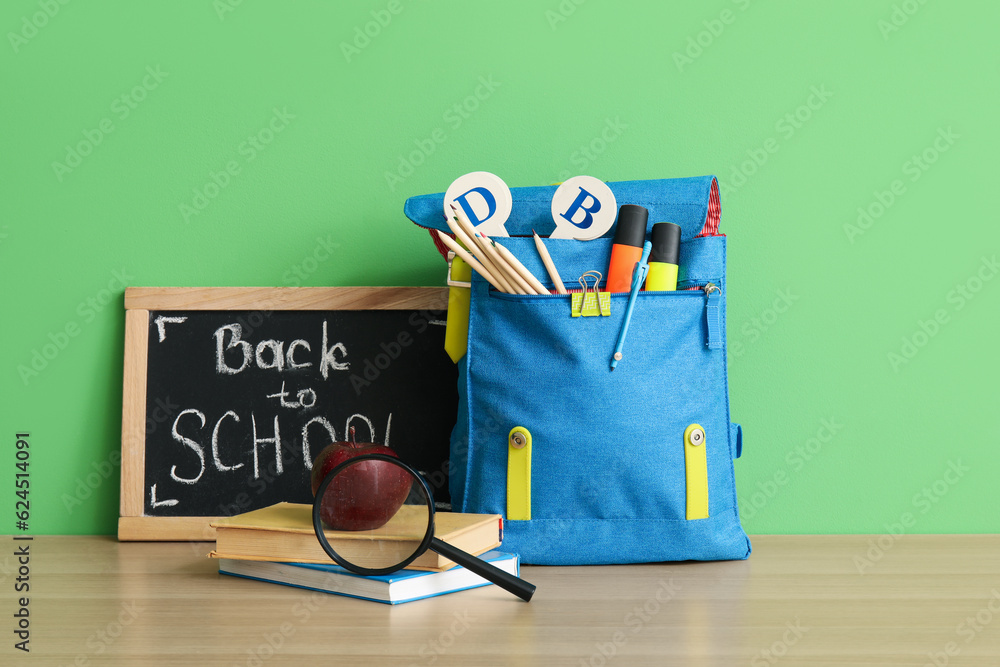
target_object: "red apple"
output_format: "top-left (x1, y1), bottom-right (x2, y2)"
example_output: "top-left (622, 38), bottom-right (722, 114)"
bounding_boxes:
top-left (310, 429), bottom-right (412, 531)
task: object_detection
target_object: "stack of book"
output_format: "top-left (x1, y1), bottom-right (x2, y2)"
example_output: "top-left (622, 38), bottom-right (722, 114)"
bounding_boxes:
top-left (210, 503), bottom-right (516, 604)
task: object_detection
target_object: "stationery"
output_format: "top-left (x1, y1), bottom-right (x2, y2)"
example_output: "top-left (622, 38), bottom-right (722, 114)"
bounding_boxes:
top-left (443, 171), bottom-right (512, 237)
top-left (644, 222), bottom-right (681, 291)
top-left (436, 230), bottom-right (506, 293)
top-left (549, 175), bottom-right (617, 240)
top-left (209, 502), bottom-right (502, 571)
top-left (481, 233), bottom-right (533, 294)
top-left (446, 203), bottom-right (546, 295)
top-left (610, 241), bottom-right (652, 370)
top-left (571, 271), bottom-right (610, 317)
top-left (494, 240), bottom-right (549, 294)
top-left (451, 203), bottom-right (524, 292)
top-left (605, 205), bottom-right (648, 293)
top-left (445, 209), bottom-right (519, 293)
top-left (532, 230), bottom-right (567, 294)
top-left (218, 551), bottom-right (521, 605)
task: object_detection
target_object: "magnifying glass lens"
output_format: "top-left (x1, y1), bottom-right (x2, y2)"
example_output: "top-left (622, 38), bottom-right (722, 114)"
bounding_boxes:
top-left (316, 456), bottom-right (431, 572)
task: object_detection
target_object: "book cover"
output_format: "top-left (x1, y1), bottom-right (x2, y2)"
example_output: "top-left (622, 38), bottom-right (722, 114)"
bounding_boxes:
top-left (217, 551), bottom-right (520, 604)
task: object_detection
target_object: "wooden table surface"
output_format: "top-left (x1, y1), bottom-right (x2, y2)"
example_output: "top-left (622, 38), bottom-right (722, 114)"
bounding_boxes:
top-left (3, 535), bottom-right (999, 666)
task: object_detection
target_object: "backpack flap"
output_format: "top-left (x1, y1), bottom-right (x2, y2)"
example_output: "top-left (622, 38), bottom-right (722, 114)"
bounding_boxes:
top-left (404, 176), bottom-right (722, 242)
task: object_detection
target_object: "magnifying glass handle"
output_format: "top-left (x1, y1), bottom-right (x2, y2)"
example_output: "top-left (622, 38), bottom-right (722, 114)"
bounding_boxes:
top-left (430, 537), bottom-right (535, 602)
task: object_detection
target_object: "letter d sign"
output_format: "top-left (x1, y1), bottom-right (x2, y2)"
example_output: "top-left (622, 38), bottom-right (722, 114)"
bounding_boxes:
top-left (444, 171), bottom-right (512, 237)
top-left (550, 175), bottom-right (617, 240)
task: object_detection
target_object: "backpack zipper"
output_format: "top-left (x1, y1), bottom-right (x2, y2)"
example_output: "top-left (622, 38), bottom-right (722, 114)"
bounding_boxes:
top-left (703, 283), bottom-right (723, 349)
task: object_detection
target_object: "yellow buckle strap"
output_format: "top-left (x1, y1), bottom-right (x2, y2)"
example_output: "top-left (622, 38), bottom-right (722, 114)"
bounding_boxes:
top-left (684, 424), bottom-right (709, 520)
top-left (507, 427), bottom-right (532, 520)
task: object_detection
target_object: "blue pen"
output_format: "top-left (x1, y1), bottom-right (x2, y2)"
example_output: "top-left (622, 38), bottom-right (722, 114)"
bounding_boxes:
top-left (610, 240), bottom-right (652, 370)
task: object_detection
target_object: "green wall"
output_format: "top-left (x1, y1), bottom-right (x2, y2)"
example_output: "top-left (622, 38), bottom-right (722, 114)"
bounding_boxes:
top-left (2, 1), bottom-right (997, 535)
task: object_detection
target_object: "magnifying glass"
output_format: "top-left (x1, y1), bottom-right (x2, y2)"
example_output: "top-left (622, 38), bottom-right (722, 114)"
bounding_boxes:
top-left (312, 453), bottom-right (535, 602)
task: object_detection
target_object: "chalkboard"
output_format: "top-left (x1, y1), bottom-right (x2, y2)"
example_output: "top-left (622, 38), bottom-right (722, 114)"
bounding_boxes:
top-left (118, 287), bottom-right (457, 541)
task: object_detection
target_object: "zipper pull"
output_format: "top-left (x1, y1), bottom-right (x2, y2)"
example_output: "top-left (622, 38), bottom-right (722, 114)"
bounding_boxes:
top-left (704, 283), bottom-right (722, 349)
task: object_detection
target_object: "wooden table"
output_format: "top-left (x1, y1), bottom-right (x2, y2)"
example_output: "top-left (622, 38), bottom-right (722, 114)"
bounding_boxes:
top-left (4, 535), bottom-right (999, 666)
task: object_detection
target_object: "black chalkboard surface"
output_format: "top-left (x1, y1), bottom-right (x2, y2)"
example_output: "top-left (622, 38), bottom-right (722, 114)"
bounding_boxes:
top-left (118, 287), bottom-right (457, 541)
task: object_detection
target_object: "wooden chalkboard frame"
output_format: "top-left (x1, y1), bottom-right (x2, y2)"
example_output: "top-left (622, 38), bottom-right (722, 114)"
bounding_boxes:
top-left (119, 287), bottom-right (449, 542)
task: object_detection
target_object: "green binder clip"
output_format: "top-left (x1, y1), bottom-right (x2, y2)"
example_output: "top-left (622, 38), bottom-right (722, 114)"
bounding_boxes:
top-left (571, 271), bottom-right (610, 317)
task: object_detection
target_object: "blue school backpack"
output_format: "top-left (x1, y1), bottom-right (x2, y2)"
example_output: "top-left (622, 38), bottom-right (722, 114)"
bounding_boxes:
top-left (405, 176), bottom-right (750, 564)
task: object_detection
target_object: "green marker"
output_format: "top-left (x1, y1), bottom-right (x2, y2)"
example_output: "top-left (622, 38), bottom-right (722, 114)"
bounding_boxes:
top-left (644, 222), bottom-right (681, 291)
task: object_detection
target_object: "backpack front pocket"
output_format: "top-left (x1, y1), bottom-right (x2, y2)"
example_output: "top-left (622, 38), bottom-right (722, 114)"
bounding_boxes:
top-left (463, 285), bottom-right (734, 526)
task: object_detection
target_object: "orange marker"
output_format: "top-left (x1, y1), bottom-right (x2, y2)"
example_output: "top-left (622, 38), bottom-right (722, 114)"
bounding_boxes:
top-left (605, 205), bottom-right (648, 293)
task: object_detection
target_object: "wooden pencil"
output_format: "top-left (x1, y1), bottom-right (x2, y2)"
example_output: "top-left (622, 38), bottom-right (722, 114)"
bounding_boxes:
top-left (494, 239), bottom-right (550, 295)
top-left (449, 204), bottom-right (532, 294)
top-left (532, 230), bottom-right (567, 294)
top-left (479, 234), bottom-right (536, 295)
top-left (444, 214), bottom-right (519, 294)
top-left (435, 230), bottom-right (507, 293)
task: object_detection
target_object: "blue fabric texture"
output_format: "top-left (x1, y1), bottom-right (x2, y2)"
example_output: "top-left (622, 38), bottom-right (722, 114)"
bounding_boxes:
top-left (405, 176), bottom-right (719, 240)
top-left (405, 176), bottom-right (750, 565)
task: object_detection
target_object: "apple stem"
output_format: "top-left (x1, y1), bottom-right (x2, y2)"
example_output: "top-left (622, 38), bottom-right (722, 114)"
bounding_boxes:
top-left (349, 426), bottom-right (356, 444)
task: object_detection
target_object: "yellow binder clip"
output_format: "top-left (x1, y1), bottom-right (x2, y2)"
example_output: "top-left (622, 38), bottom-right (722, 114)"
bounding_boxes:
top-left (571, 271), bottom-right (611, 317)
